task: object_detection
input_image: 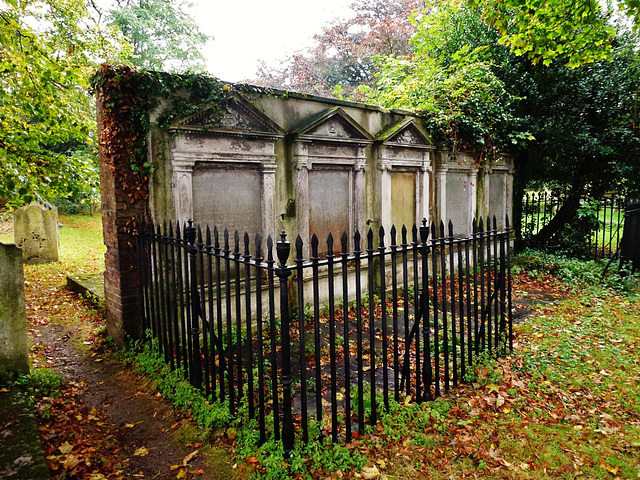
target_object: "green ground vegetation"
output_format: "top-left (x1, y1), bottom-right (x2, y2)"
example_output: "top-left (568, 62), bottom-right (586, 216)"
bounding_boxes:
top-left (11, 214), bottom-right (640, 478)
top-left (0, 212), bottom-right (105, 278)
top-left (120, 247), bottom-right (640, 479)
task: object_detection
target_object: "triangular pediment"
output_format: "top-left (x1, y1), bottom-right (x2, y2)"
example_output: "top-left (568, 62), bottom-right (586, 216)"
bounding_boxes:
top-left (174, 94), bottom-right (284, 138)
top-left (292, 108), bottom-right (373, 142)
top-left (377, 118), bottom-right (432, 146)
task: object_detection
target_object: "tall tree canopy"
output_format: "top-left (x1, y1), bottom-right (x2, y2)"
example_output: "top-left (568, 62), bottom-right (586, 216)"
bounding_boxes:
top-left (0, 0), bottom-right (209, 209)
top-left (364, 1), bottom-right (640, 246)
top-left (0, 0), bottom-right (122, 207)
top-left (253, 0), bottom-right (424, 97)
top-left (468, 0), bottom-right (640, 67)
top-left (107, 0), bottom-right (209, 72)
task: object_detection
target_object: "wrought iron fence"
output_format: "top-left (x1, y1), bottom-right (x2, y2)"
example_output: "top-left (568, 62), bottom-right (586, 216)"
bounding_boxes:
top-left (620, 200), bottom-right (640, 271)
top-left (522, 191), bottom-right (625, 259)
top-left (137, 217), bottom-right (513, 452)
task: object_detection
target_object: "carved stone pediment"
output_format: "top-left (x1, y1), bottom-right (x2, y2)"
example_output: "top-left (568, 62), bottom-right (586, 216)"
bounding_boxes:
top-left (306, 115), bottom-right (361, 139)
top-left (377, 118), bottom-right (432, 147)
top-left (174, 95), bottom-right (284, 138)
top-left (292, 107), bottom-right (373, 143)
top-left (388, 124), bottom-right (425, 145)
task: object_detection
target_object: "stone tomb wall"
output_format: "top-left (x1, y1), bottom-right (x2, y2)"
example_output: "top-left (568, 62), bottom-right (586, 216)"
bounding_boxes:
top-left (148, 88), bottom-right (513, 252)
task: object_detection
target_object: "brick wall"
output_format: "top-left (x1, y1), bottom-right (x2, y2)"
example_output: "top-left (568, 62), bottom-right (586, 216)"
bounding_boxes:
top-left (97, 100), bottom-right (148, 345)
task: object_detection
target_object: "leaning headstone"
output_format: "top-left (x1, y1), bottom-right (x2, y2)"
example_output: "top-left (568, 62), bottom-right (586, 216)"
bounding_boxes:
top-left (13, 203), bottom-right (59, 264)
top-left (0, 243), bottom-right (29, 379)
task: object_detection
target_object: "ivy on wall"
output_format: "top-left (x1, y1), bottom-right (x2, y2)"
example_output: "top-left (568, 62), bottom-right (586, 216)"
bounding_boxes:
top-left (91, 64), bottom-right (231, 203)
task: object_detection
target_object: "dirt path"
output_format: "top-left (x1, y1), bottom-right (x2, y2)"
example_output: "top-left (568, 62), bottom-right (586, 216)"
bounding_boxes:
top-left (25, 272), bottom-right (240, 479)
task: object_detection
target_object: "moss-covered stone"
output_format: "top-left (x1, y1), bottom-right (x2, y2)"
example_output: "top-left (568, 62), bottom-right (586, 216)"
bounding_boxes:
top-left (0, 388), bottom-right (49, 479)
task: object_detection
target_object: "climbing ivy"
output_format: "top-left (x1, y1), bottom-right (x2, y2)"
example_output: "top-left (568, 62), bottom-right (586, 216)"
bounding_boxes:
top-left (91, 64), bottom-right (232, 202)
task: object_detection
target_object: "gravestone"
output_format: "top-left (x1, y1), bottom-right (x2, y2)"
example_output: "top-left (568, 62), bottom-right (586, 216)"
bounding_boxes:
top-left (13, 203), bottom-right (59, 264)
top-left (0, 243), bottom-right (29, 379)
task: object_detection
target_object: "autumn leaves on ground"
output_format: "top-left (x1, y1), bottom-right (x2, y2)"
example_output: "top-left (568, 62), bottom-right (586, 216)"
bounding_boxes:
top-left (13, 214), bottom-right (238, 480)
top-left (11, 214), bottom-right (640, 479)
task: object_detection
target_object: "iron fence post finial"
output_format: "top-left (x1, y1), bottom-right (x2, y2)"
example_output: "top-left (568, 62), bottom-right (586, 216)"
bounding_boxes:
top-left (276, 230), bottom-right (294, 455)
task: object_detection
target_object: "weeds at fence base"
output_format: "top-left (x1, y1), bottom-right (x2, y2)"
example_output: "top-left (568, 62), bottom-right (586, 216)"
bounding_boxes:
top-left (513, 248), bottom-right (640, 292)
top-left (119, 330), bottom-right (526, 479)
top-left (119, 335), bottom-right (233, 435)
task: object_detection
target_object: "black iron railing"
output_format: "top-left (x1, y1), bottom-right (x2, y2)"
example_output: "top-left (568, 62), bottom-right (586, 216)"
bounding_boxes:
top-left (522, 191), bottom-right (626, 259)
top-left (620, 200), bottom-right (640, 271)
top-left (137, 217), bottom-right (513, 452)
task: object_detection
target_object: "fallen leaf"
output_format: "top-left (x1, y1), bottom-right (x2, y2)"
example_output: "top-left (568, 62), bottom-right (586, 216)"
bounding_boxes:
top-left (361, 465), bottom-right (380, 479)
top-left (62, 454), bottom-right (82, 469)
top-left (487, 384), bottom-right (500, 394)
top-left (59, 441), bottom-right (73, 455)
top-left (133, 447), bottom-right (149, 457)
top-left (183, 449), bottom-right (199, 467)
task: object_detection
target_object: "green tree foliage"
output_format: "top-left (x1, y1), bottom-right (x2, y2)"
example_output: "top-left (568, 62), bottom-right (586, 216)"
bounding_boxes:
top-left (253, 0), bottom-right (423, 97)
top-left (366, 1), bottom-right (640, 245)
top-left (363, 2), bottom-right (530, 158)
top-left (0, 0), bottom-right (122, 208)
top-left (514, 30), bottom-right (640, 244)
top-left (468, 0), bottom-right (640, 67)
top-left (0, 0), bottom-right (208, 210)
top-left (107, 0), bottom-right (209, 72)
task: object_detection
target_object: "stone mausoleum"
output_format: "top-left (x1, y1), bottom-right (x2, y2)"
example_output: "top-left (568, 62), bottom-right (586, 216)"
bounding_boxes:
top-left (148, 88), bottom-right (513, 247)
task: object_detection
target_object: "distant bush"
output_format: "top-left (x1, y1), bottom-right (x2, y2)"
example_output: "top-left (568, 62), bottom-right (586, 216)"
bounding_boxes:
top-left (52, 197), bottom-right (99, 215)
top-left (513, 249), bottom-right (640, 292)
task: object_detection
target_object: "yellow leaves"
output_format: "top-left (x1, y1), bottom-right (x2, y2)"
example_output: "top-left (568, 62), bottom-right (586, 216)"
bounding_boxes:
top-left (133, 446), bottom-right (149, 457)
top-left (486, 383), bottom-right (500, 394)
top-left (58, 441), bottom-right (73, 455)
top-left (598, 460), bottom-right (620, 475)
top-left (182, 450), bottom-right (199, 467)
top-left (360, 464), bottom-right (380, 479)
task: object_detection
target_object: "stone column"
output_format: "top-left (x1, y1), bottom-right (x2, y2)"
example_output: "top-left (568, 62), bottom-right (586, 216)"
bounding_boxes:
top-left (418, 152), bottom-right (433, 223)
top-left (0, 243), bottom-right (29, 378)
top-left (353, 149), bottom-right (368, 239)
top-left (437, 162), bottom-right (449, 227)
top-left (172, 156), bottom-right (196, 224)
top-left (261, 161), bottom-right (277, 240)
top-left (378, 160), bottom-right (393, 234)
top-left (294, 142), bottom-right (311, 257)
top-left (468, 166), bottom-right (479, 227)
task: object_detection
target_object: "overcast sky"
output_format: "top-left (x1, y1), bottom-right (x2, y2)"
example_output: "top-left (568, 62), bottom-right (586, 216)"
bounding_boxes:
top-left (190, 0), bottom-right (353, 82)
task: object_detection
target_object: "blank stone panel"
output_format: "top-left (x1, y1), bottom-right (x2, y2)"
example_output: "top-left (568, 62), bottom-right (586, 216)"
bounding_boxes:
top-left (192, 165), bottom-right (262, 239)
top-left (391, 172), bottom-right (416, 232)
top-left (489, 174), bottom-right (506, 228)
top-left (446, 172), bottom-right (471, 233)
top-left (309, 169), bottom-right (350, 254)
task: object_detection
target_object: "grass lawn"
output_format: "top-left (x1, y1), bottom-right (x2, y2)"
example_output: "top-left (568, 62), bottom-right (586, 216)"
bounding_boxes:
top-left (0, 212), bottom-right (105, 281)
top-left (229, 255), bottom-right (640, 479)
top-left (6, 212), bottom-right (639, 478)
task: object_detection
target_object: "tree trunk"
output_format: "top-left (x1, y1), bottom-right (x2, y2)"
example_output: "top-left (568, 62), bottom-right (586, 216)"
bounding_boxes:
top-left (531, 189), bottom-right (582, 247)
top-left (511, 153), bottom-right (527, 250)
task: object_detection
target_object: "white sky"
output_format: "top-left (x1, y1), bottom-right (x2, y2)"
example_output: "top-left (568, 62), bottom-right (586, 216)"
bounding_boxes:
top-left (190, 0), bottom-right (353, 82)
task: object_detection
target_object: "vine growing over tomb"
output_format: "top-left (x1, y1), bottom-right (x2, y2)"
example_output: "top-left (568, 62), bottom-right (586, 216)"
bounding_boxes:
top-left (91, 64), bottom-right (232, 203)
